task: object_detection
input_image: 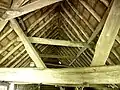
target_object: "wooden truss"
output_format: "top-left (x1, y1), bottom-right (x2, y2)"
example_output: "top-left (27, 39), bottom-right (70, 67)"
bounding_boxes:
top-left (7, 0), bottom-right (63, 69)
top-left (0, 0), bottom-right (120, 88)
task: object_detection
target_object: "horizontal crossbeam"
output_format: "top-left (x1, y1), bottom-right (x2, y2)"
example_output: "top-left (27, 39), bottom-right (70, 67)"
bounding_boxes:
top-left (17, 37), bottom-right (88, 47)
top-left (0, 65), bottom-right (120, 85)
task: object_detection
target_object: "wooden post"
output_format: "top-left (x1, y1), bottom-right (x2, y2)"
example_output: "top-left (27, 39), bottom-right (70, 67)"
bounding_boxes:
top-left (9, 83), bottom-right (14, 90)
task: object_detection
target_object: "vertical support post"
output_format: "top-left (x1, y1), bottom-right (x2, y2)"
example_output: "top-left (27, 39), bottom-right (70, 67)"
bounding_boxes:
top-left (9, 83), bottom-right (14, 90)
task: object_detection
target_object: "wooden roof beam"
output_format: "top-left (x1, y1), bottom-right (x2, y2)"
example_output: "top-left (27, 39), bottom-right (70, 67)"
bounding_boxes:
top-left (61, 4), bottom-right (89, 40)
top-left (0, 0), bottom-right (28, 66)
top-left (60, 12), bottom-right (85, 42)
top-left (7, 26), bottom-right (58, 67)
top-left (66, 0), bottom-right (94, 32)
top-left (27, 3), bottom-right (59, 32)
top-left (17, 37), bottom-right (89, 47)
top-left (39, 54), bottom-right (74, 59)
top-left (45, 63), bottom-right (69, 68)
top-left (0, 21), bottom-right (8, 32)
top-left (89, 1), bottom-right (116, 88)
top-left (0, 28), bottom-right (13, 41)
top-left (3, 0), bottom-right (62, 20)
top-left (9, 82), bottom-right (115, 89)
top-left (5, 49), bottom-right (26, 67)
top-left (69, 0), bottom-right (113, 66)
top-left (91, 0), bottom-right (120, 66)
top-left (116, 35), bottom-right (120, 44)
top-left (1, 65), bottom-right (120, 84)
top-left (79, 0), bottom-right (101, 22)
top-left (111, 49), bottom-right (120, 61)
top-left (11, 53), bottom-right (28, 68)
top-left (16, 56), bottom-right (30, 67)
top-left (61, 24), bottom-right (78, 42)
top-left (11, 0), bottom-right (29, 8)
top-left (0, 43), bottom-right (23, 64)
top-left (6, 50), bottom-right (75, 67)
top-left (30, 13), bottom-right (58, 36)
top-left (23, 60), bottom-right (31, 67)
top-left (33, 25), bottom-right (58, 49)
top-left (0, 38), bottom-right (17, 54)
top-left (99, 0), bottom-right (109, 7)
top-left (23, 10), bottom-right (39, 21)
top-left (10, 19), bottom-right (46, 69)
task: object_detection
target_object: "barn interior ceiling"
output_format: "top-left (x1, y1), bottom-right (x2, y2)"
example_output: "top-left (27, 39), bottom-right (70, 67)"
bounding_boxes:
top-left (0, 0), bottom-right (120, 89)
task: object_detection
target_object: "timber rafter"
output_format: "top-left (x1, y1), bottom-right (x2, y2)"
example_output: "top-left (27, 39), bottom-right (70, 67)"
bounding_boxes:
top-left (0, 0), bottom-right (120, 88)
